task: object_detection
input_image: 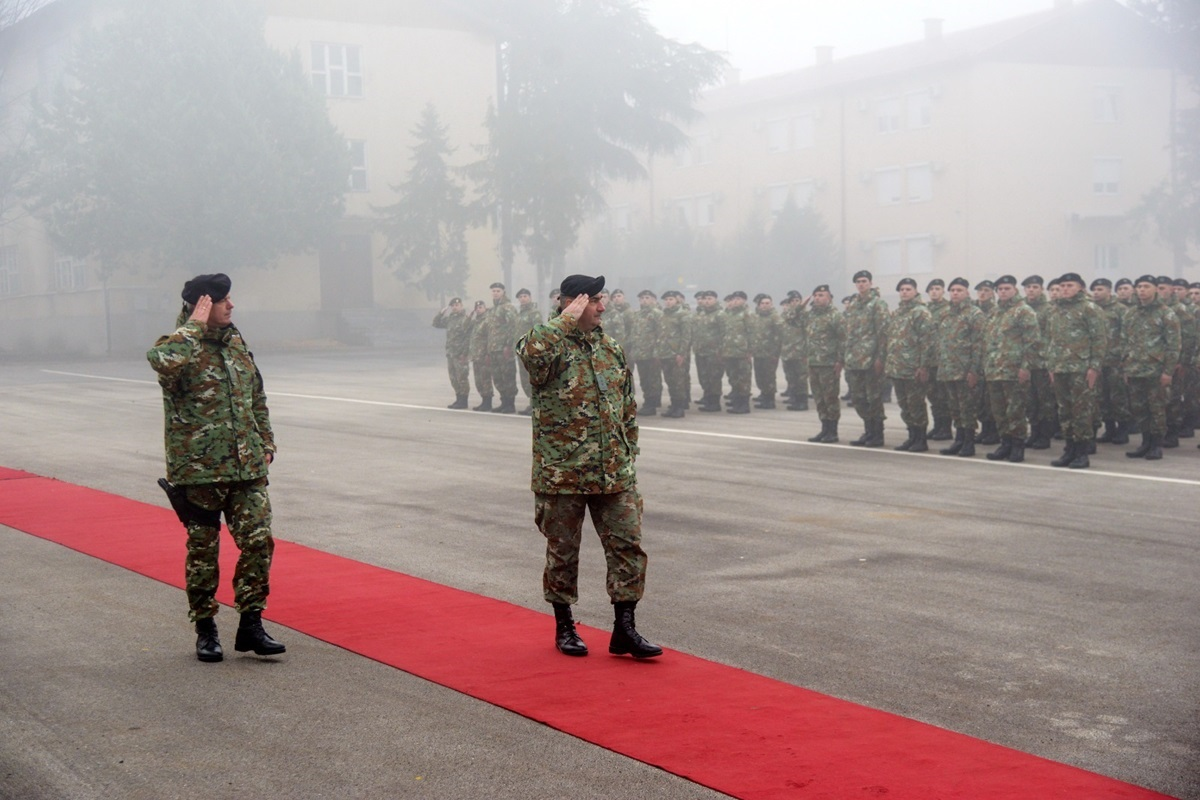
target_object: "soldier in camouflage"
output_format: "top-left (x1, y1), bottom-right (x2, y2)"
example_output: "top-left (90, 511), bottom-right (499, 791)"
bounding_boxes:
top-left (780, 291), bottom-right (809, 411)
top-left (924, 279), bottom-right (953, 439)
top-left (516, 274), bottom-right (662, 660)
top-left (1090, 279), bottom-right (1132, 445)
top-left (1045, 272), bottom-right (1107, 469)
top-left (973, 280), bottom-right (1000, 445)
top-left (1122, 276), bottom-right (1181, 460)
top-left (659, 290), bottom-right (693, 418)
top-left (486, 282), bottom-right (520, 414)
top-left (1161, 277), bottom-right (1197, 446)
top-left (748, 294), bottom-right (783, 409)
top-left (884, 278), bottom-right (933, 452)
top-left (692, 290), bottom-right (725, 411)
top-left (605, 289), bottom-right (630, 347)
top-left (936, 278), bottom-right (986, 457)
top-left (467, 300), bottom-right (493, 411)
top-left (1022, 275), bottom-right (1056, 449)
top-left (1116, 278), bottom-right (1135, 307)
top-left (982, 275), bottom-right (1041, 463)
top-left (721, 290), bottom-right (754, 414)
top-left (844, 270), bottom-right (890, 447)
top-left (433, 297), bottom-right (471, 409)
top-left (147, 273), bottom-right (286, 663)
top-left (515, 288), bottom-right (543, 415)
top-left (805, 285), bottom-right (846, 443)
top-left (627, 290), bottom-right (665, 416)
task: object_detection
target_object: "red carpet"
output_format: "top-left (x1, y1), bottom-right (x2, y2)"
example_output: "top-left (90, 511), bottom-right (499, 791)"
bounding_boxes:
top-left (0, 467), bottom-right (1174, 800)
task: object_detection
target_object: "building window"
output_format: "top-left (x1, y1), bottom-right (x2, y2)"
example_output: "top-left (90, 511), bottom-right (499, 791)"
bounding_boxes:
top-left (0, 245), bottom-right (20, 296)
top-left (1092, 158), bottom-right (1121, 195)
top-left (793, 179), bottom-right (815, 208)
top-left (767, 183), bottom-right (791, 215)
top-left (347, 140), bottom-right (368, 192)
top-left (1093, 86), bottom-right (1120, 123)
top-left (876, 97), bottom-right (901, 133)
top-left (675, 131), bottom-right (712, 168)
top-left (906, 163), bottom-right (933, 203)
top-left (1094, 243), bottom-right (1120, 272)
top-left (54, 255), bottom-right (88, 291)
top-left (876, 167), bottom-right (903, 204)
top-left (311, 43), bottom-right (363, 97)
top-left (874, 239), bottom-right (903, 276)
top-left (766, 118), bottom-right (790, 153)
top-left (793, 113), bottom-right (815, 149)
top-left (695, 194), bottom-right (716, 227)
top-left (906, 235), bottom-right (934, 273)
top-left (670, 198), bottom-right (693, 227)
top-left (906, 89), bottom-right (932, 129)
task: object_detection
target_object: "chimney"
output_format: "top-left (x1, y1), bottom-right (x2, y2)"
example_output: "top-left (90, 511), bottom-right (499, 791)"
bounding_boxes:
top-left (923, 18), bottom-right (943, 41)
top-left (815, 45), bottom-right (833, 66)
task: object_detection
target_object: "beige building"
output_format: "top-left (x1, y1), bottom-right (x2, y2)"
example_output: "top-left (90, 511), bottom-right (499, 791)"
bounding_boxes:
top-left (589, 0), bottom-right (1190, 300)
top-left (0, 0), bottom-right (499, 354)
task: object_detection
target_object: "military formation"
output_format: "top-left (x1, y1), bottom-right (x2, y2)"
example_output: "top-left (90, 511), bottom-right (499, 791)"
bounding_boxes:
top-left (437, 271), bottom-right (1200, 470)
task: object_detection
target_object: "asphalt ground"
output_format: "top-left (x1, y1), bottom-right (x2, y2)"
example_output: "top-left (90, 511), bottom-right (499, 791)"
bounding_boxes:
top-left (1, 346), bottom-right (1197, 800)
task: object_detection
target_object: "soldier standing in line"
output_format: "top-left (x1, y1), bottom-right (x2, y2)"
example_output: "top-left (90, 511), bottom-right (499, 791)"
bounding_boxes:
top-left (974, 280), bottom-right (1000, 445)
top-left (885, 278), bottom-right (933, 452)
top-left (1021, 275), bottom-right (1055, 449)
top-left (486, 282), bottom-right (520, 414)
top-left (924, 279), bottom-right (953, 440)
top-left (627, 290), bottom-right (664, 416)
top-left (844, 270), bottom-right (889, 447)
top-left (748, 293), bottom-right (784, 409)
top-left (805, 285), bottom-right (846, 442)
top-left (1091, 279), bottom-right (1132, 445)
top-left (1171, 278), bottom-right (1199, 439)
top-left (982, 275), bottom-right (1041, 463)
top-left (467, 300), bottom-right (493, 411)
top-left (693, 290), bottom-right (725, 412)
top-left (516, 274), bottom-right (661, 660)
top-left (780, 291), bottom-right (809, 411)
top-left (433, 297), bottom-right (471, 409)
top-left (1116, 278), bottom-right (1135, 306)
top-left (605, 289), bottom-right (629, 347)
top-left (1045, 272), bottom-right (1106, 469)
top-left (515, 288), bottom-right (543, 416)
top-left (1155, 276), bottom-right (1191, 446)
top-left (721, 290), bottom-right (754, 414)
top-left (1122, 275), bottom-right (1181, 460)
top-left (659, 290), bottom-right (693, 418)
top-left (936, 277), bottom-right (986, 457)
top-left (148, 273), bottom-right (285, 662)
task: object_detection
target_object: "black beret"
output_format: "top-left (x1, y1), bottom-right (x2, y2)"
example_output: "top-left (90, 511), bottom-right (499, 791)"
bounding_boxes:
top-left (852, 270), bottom-right (872, 282)
top-left (949, 277), bottom-right (969, 289)
top-left (842, 295), bottom-right (855, 303)
top-left (489, 282), bottom-right (505, 290)
top-left (1021, 275), bottom-right (1044, 287)
top-left (994, 275), bottom-right (1017, 287)
top-left (1190, 282), bottom-right (1200, 290)
top-left (1156, 275), bottom-right (1174, 286)
top-left (787, 289), bottom-right (801, 298)
top-left (516, 288), bottom-right (531, 297)
top-left (1059, 272), bottom-right (1085, 286)
top-left (694, 290), bottom-right (706, 299)
top-left (896, 278), bottom-right (916, 290)
top-left (1134, 274), bottom-right (1158, 287)
top-left (1046, 277), bottom-right (1061, 287)
top-left (474, 300), bottom-right (487, 308)
top-left (812, 284), bottom-right (830, 295)
top-left (1173, 278), bottom-right (1189, 288)
top-left (449, 297), bottom-right (462, 304)
top-left (637, 289), bottom-right (657, 299)
top-left (974, 280), bottom-right (994, 290)
top-left (753, 293), bottom-right (767, 303)
top-left (731, 290), bottom-right (748, 300)
top-left (548, 289), bottom-right (560, 298)
top-left (559, 274), bottom-right (605, 298)
top-left (1090, 278), bottom-right (1112, 290)
top-left (723, 293), bottom-right (734, 301)
top-left (1115, 278), bottom-right (1133, 288)
top-left (926, 278), bottom-right (944, 291)
top-left (662, 290), bottom-right (682, 299)
top-left (181, 273), bottom-right (231, 305)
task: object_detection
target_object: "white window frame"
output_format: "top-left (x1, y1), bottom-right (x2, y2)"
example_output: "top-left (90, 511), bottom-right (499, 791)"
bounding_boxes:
top-left (311, 43), bottom-right (363, 98)
top-left (876, 167), bottom-right (903, 205)
top-left (906, 235), bottom-right (934, 274)
top-left (793, 113), bottom-right (815, 149)
top-left (766, 118), bottom-right (790, 153)
top-left (906, 89), bottom-right (932, 129)
top-left (874, 238), bottom-right (904, 276)
top-left (0, 245), bottom-right (20, 296)
top-left (347, 140), bottom-right (368, 192)
top-left (906, 162), bottom-right (933, 203)
top-left (1094, 243), bottom-right (1120, 272)
top-left (876, 97), bottom-right (901, 134)
top-left (1092, 157), bottom-right (1121, 195)
top-left (54, 254), bottom-right (88, 292)
top-left (1093, 85), bottom-right (1120, 124)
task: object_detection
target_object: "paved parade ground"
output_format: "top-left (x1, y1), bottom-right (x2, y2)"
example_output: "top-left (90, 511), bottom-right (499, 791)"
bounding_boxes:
top-left (2, 346), bottom-right (1198, 799)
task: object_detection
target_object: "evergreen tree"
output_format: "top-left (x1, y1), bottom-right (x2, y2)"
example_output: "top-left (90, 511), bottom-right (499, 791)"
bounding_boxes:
top-left (767, 200), bottom-right (841, 292)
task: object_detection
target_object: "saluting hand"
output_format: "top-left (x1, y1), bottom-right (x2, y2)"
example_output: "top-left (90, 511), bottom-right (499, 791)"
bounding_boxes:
top-left (189, 295), bottom-right (213, 325)
top-left (563, 293), bottom-right (590, 320)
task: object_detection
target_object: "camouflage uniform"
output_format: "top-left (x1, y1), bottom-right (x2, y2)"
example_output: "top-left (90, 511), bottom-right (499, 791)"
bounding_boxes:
top-left (627, 302), bottom-right (664, 413)
top-left (516, 311), bottom-right (645, 606)
top-left (983, 295), bottom-right (1041, 441)
top-left (720, 303), bottom-right (754, 411)
top-left (147, 312), bottom-right (276, 623)
top-left (1164, 295), bottom-right (1197, 441)
top-left (748, 306), bottom-right (783, 405)
top-left (780, 304), bottom-right (808, 408)
top-left (659, 302), bottom-right (693, 414)
top-left (1178, 297), bottom-right (1200, 433)
top-left (605, 300), bottom-right (630, 348)
top-left (487, 294), bottom-right (520, 404)
top-left (468, 310), bottom-right (493, 404)
top-left (1122, 295), bottom-right (1180, 440)
top-left (433, 307), bottom-right (471, 399)
top-left (884, 297), bottom-right (933, 432)
top-left (1045, 293), bottom-right (1107, 445)
top-left (805, 304), bottom-right (846, 423)
top-left (692, 301), bottom-right (725, 408)
top-left (516, 300), bottom-right (543, 401)
top-left (1094, 295), bottom-right (1132, 434)
top-left (843, 289), bottom-right (889, 429)
top-left (936, 298), bottom-right (985, 434)
top-left (1024, 293), bottom-right (1057, 441)
top-left (924, 296), bottom-right (952, 435)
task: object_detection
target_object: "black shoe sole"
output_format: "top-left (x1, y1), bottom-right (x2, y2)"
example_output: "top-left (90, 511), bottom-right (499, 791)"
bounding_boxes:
top-left (197, 651), bottom-right (223, 662)
top-left (608, 646), bottom-right (663, 658)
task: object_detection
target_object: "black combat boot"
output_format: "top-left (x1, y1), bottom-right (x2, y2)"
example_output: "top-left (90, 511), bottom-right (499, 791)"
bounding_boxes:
top-left (234, 610), bottom-right (286, 656)
top-left (473, 396), bottom-right (493, 412)
top-left (788, 395), bottom-right (809, 411)
top-left (195, 617), bottom-right (223, 663)
top-left (863, 419), bottom-right (885, 448)
top-left (908, 428), bottom-right (929, 453)
top-left (894, 427), bottom-right (916, 451)
top-left (698, 395), bottom-right (721, 412)
top-left (1162, 425), bottom-right (1179, 448)
top-left (552, 603), bottom-right (588, 657)
top-left (849, 425), bottom-right (872, 446)
top-left (1085, 437), bottom-right (1097, 455)
top-left (1144, 435), bottom-right (1163, 460)
top-left (977, 420), bottom-right (999, 445)
top-left (492, 395), bottom-right (516, 414)
top-left (939, 428), bottom-right (965, 456)
top-left (1096, 420), bottom-right (1116, 443)
top-left (928, 418), bottom-right (953, 441)
top-left (609, 601), bottom-right (662, 659)
top-left (754, 396), bottom-right (776, 409)
top-left (1126, 432), bottom-right (1153, 458)
top-left (986, 436), bottom-right (1013, 461)
top-left (1111, 420), bottom-right (1130, 445)
top-left (957, 428), bottom-right (976, 457)
top-left (726, 396), bottom-right (750, 414)
top-left (820, 421), bottom-right (840, 443)
top-left (1007, 437), bottom-right (1025, 463)
top-left (808, 421), bottom-right (831, 443)
top-left (1027, 420), bottom-right (1052, 450)
top-left (447, 394), bottom-right (468, 410)
top-left (1067, 441), bottom-right (1090, 469)
top-left (662, 405), bottom-right (685, 418)
top-left (640, 404), bottom-right (658, 417)
top-left (1050, 442), bottom-right (1076, 467)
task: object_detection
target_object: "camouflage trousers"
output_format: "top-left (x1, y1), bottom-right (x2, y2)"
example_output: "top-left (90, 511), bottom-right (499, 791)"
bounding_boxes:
top-left (446, 355), bottom-right (470, 397)
top-left (472, 357), bottom-right (493, 399)
top-left (1167, 369), bottom-right (1186, 431)
top-left (809, 366), bottom-right (841, 422)
top-left (1128, 375), bottom-right (1168, 438)
top-left (490, 350), bottom-right (518, 399)
top-left (534, 490), bottom-right (646, 605)
top-left (1097, 366), bottom-right (1131, 423)
top-left (183, 479), bottom-right (274, 622)
top-left (634, 359), bottom-right (663, 409)
top-left (662, 355), bottom-right (689, 410)
top-left (988, 379), bottom-right (1028, 439)
top-left (941, 379), bottom-right (978, 432)
top-left (845, 368), bottom-right (885, 423)
top-left (1052, 372), bottom-right (1097, 442)
top-left (724, 356), bottom-right (752, 398)
top-left (1026, 369), bottom-right (1056, 427)
top-left (1184, 365), bottom-right (1200, 426)
top-left (891, 377), bottom-right (928, 429)
top-left (694, 354), bottom-right (724, 403)
top-left (753, 356), bottom-right (779, 398)
top-left (976, 380), bottom-right (993, 424)
top-left (782, 358), bottom-right (808, 399)
top-left (925, 367), bottom-right (951, 423)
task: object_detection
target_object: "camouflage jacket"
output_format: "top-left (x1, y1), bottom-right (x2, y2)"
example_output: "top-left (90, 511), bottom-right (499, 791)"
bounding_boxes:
top-left (517, 313), bottom-right (638, 495)
top-left (1024, 294), bottom-right (1052, 369)
top-left (147, 315), bottom-right (274, 486)
top-left (1166, 297), bottom-right (1198, 363)
top-left (975, 298), bottom-right (997, 318)
top-left (486, 296), bottom-right (519, 354)
top-left (925, 297), bottom-right (950, 365)
top-left (605, 301), bottom-right (630, 346)
top-left (804, 304), bottom-right (846, 367)
top-left (884, 298), bottom-right (933, 379)
top-left (626, 305), bottom-right (663, 361)
top-left (843, 289), bottom-right (889, 370)
top-left (1093, 296), bottom-right (1126, 368)
top-left (1121, 297), bottom-right (1180, 378)
top-left (780, 305), bottom-right (807, 361)
top-left (719, 305), bottom-right (752, 358)
top-left (1045, 294), bottom-right (1106, 374)
top-left (936, 299), bottom-right (985, 380)
top-left (432, 308), bottom-right (470, 359)
top-left (983, 296), bottom-right (1041, 381)
top-left (747, 309), bottom-right (783, 358)
top-left (517, 301), bottom-right (543, 338)
top-left (468, 311), bottom-right (490, 360)
top-left (691, 304), bottom-right (724, 356)
top-left (659, 304), bottom-right (693, 359)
